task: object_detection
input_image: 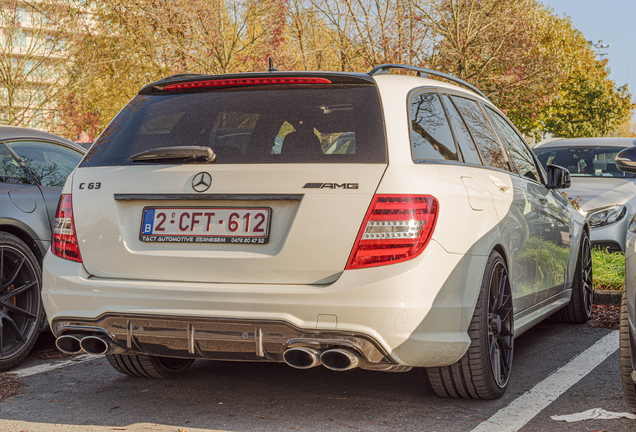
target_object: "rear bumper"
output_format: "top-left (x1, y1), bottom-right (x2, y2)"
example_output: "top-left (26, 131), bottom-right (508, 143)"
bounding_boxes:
top-left (42, 240), bottom-right (487, 368)
top-left (53, 314), bottom-right (397, 369)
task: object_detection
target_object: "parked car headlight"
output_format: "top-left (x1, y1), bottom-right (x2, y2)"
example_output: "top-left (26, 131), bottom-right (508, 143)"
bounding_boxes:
top-left (628, 214), bottom-right (636, 233)
top-left (587, 205), bottom-right (627, 228)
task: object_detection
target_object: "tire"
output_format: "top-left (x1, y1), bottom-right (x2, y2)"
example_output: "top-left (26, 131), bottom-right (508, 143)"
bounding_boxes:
top-left (620, 291), bottom-right (636, 413)
top-left (550, 230), bottom-right (593, 324)
top-left (427, 251), bottom-right (514, 399)
top-left (106, 354), bottom-right (194, 378)
top-left (0, 232), bottom-right (44, 371)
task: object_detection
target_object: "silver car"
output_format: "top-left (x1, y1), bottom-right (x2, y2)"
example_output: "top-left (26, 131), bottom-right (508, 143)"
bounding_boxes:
top-left (0, 125), bottom-right (85, 371)
top-left (613, 147), bottom-right (636, 412)
top-left (534, 137), bottom-right (636, 252)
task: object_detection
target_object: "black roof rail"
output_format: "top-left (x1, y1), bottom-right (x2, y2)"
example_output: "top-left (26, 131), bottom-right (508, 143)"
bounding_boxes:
top-left (368, 64), bottom-right (490, 102)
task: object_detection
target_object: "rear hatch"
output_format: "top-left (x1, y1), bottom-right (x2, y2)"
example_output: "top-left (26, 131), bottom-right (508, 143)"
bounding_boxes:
top-left (73, 73), bottom-right (388, 285)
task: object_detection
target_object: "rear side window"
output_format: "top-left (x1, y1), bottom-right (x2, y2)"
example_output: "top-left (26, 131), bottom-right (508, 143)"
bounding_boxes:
top-left (441, 95), bottom-right (481, 165)
top-left (82, 86), bottom-right (387, 167)
top-left (5, 141), bottom-right (83, 187)
top-left (451, 96), bottom-right (509, 171)
top-left (409, 92), bottom-right (458, 161)
top-left (486, 107), bottom-right (541, 182)
top-left (0, 144), bottom-right (30, 184)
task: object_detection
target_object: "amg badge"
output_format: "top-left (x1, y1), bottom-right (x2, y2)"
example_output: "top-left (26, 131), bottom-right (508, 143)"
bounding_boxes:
top-left (303, 183), bottom-right (359, 189)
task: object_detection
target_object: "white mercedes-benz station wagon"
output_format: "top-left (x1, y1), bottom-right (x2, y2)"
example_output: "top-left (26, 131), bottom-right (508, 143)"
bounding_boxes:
top-left (42, 65), bottom-right (591, 399)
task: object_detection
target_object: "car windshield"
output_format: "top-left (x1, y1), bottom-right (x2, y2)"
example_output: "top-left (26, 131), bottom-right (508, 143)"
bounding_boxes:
top-left (534, 146), bottom-right (636, 178)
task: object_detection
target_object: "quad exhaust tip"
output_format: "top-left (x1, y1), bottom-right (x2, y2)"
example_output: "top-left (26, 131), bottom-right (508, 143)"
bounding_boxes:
top-left (56, 334), bottom-right (112, 355)
top-left (283, 347), bottom-right (322, 369)
top-left (320, 349), bottom-right (359, 371)
top-left (55, 335), bottom-right (83, 355)
top-left (80, 335), bottom-right (110, 355)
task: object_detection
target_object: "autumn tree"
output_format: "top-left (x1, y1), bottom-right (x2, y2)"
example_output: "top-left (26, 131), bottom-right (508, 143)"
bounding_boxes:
top-left (287, 0), bottom-right (432, 71)
top-left (0, 0), bottom-right (74, 128)
top-left (538, 56), bottom-right (633, 138)
top-left (415, 0), bottom-right (583, 136)
top-left (51, 0), bottom-right (632, 141)
top-left (614, 111), bottom-right (636, 137)
top-left (55, 0), bottom-right (291, 136)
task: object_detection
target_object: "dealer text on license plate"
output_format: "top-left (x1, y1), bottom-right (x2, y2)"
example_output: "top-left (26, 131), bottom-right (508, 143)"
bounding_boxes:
top-left (140, 207), bottom-right (271, 244)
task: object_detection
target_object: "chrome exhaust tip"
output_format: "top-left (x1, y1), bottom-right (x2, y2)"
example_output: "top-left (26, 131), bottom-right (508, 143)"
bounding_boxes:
top-left (320, 349), bottom-right (359, 371)
top-left (56, 335), bottom-right (83, 355)
top-left (283, 347), bottom-right (322, 369)
top-left (80, 335), bottom-right (110, 355)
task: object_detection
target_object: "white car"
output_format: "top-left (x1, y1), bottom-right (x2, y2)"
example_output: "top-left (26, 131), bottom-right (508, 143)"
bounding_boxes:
top-left (42, 65), bottom-right (590, 399)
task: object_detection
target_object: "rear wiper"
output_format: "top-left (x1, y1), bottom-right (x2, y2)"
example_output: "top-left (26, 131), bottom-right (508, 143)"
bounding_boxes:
top-left (130, 146), bottom-right (217, 163)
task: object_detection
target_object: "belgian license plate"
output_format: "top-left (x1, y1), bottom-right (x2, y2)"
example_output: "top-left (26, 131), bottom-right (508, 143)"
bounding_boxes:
top-left (139, 207), bottom-right (271, 244)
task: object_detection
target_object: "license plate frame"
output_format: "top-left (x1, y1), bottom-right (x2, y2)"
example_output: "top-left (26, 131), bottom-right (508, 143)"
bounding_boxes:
top-left (139, 206), bottom-right (272, 244)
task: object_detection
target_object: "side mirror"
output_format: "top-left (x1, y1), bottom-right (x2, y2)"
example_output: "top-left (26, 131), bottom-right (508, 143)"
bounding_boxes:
top-left (546, 164), bottom-right (571, 189)
top-left (615, 147), bottom-right (636, 173)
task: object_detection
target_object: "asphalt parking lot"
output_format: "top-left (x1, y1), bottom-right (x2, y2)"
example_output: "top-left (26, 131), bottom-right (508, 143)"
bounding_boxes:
top-left (0, 314), bottom-right (634, 432)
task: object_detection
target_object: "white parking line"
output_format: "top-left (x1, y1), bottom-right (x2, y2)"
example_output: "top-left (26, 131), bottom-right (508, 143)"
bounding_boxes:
top-left (12, 354), bottom-right (98, 378)
top-left (470, 330), bottom-right (619, 432)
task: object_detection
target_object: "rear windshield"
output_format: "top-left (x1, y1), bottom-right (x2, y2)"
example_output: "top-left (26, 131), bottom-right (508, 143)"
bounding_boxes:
top-left (81, 85), bottom-right (387, 167)
top-left (534, 146), bottom-right (635, 178)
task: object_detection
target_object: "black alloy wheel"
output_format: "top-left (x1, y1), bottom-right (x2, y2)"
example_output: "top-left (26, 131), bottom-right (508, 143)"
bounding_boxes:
top-left (0, 232), bottom-right (43, 371)
top-left (487, 258), bottom-right (514, 388)
top-left (550, 230), bottom-right (593, 324)
top-left (427, 251), bottom-right (514, 399)
top-left (580, 235), bottom-right (594, 317)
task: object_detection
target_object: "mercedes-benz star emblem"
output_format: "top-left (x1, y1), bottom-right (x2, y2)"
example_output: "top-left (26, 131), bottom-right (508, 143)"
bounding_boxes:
top-left (192, 172), bottom-right (212, 193)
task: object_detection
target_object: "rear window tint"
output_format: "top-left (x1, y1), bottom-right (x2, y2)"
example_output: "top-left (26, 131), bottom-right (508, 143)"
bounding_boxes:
top-left (82, 86), bottom-right (387, 167)
top-left (6, 141), bottom-right (83, 187)
top-left (451, 96), bottom-right (509, 171)
top-left (0, 144), bottom-right (30, 184)
top-left (441, 94), bottom-right (481, 165)
top-left (485, 107), bottom-right (541, 182)
top-left (409, 92), bottom-right (458, 162)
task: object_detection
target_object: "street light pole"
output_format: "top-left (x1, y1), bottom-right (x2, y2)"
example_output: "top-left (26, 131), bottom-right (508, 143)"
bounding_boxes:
top-left (587, 40), bottom-right (611, 58)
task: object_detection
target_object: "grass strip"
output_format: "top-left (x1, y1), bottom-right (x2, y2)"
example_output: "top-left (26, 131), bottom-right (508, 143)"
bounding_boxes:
top-left (591, 248), bottom-right (625, 291)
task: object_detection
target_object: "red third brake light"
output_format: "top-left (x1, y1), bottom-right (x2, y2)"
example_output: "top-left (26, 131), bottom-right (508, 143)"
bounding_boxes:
top-left (164, 77), bottom-right (332, 91)
top-left (346, 195), bottom-right (438, 270)
top-left (52, 194), bottom-right (82, 263)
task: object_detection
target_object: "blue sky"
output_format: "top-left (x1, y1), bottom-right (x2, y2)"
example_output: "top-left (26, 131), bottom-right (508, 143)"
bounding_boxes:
top-left (542, 0), bottom-right (636, 104)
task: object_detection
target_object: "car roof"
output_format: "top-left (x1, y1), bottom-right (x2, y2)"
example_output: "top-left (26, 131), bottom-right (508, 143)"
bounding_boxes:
top-left (534, 137), bottom-right (636, 149)
top-left (141, 70), bottom-right (488, 102)
top-left (0, 125), bottom-right (86, 153)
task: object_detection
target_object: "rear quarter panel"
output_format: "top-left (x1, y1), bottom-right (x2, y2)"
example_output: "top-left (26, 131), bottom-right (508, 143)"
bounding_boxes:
top-left (0, 183), bottom-right (52, 259)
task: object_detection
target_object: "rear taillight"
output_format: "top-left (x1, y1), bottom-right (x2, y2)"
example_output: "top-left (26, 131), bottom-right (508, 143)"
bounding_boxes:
top-left (164, 77), bottom-right (332, 91)
top-left (52, 194), bottom-right (82, 263)
top-left (346, 195), bottom-right (438, 270)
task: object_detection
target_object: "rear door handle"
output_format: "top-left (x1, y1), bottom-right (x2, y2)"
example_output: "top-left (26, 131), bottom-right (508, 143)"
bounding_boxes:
top-left (538, 197), bottom-right (548, 204)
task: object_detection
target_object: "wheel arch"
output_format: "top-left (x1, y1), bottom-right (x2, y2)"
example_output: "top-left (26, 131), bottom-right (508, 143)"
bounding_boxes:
top-left (0, 219), bottom-right (47, 264)
top-left (492, 243), bottom-right (510, 271)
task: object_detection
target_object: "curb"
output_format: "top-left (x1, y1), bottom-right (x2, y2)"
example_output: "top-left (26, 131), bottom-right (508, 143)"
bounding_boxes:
top-left (593, 289), bottom-right (622, 307)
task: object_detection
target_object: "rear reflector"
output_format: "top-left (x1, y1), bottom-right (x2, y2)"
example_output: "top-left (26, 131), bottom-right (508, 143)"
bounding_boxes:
top-left (164, 77), bottom-right (332, 91)
top-left (346, 195), bottom-right (438, 270)
top-left (52, 194), bottom-right (82, 263)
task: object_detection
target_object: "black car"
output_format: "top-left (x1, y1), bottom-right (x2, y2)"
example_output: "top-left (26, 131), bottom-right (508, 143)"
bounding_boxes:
top-left (0, 125), bottom-right (85, 370)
